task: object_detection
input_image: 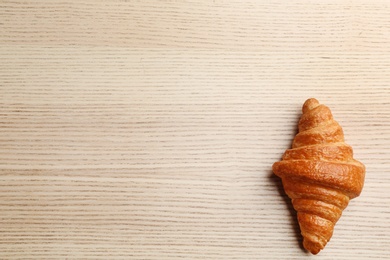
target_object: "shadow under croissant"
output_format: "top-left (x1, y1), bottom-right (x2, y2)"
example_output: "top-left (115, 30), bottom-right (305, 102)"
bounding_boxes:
top-left (269, 171), bottom-right (310, 254)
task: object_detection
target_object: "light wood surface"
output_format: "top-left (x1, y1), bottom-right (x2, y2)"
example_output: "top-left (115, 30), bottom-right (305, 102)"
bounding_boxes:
top-left (1, 1), bottom-right (390, 259)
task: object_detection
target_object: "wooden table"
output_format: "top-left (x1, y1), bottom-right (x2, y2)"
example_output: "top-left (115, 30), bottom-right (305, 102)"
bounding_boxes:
top-left (1, 1), bottom-right (389, 259)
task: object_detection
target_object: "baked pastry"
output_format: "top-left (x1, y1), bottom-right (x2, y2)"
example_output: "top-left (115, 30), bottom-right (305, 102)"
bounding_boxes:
top-left (272, 98), bottom-right (365, 254)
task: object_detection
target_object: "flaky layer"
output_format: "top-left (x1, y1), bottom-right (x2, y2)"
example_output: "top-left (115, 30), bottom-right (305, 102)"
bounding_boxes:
top-left (273, 159), bottom-right (365, 199)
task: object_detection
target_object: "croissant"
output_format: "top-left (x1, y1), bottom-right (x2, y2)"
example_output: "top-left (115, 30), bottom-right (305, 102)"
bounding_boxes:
top-left (272, 98), bottom-right (365, 255)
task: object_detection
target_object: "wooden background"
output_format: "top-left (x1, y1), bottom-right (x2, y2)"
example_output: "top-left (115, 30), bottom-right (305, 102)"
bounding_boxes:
top-left (1, 1), bottom-right (390, 259)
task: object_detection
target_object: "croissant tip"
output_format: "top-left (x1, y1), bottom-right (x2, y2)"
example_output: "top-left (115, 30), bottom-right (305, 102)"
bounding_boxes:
top-left (302, 98), bottom-right (320, 114)
top-left (309, 249), bottom-right (321, 255)
top-left (303, 238), bottom-right (323, 255)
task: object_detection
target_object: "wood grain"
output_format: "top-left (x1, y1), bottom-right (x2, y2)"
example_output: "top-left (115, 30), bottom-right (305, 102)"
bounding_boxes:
top-left (1, 1), bottom-right (390, 259)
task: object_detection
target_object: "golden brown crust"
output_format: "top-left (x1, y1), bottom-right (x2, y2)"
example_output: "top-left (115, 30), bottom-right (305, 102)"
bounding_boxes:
top-left (272, 98), bottom-right (365, 255)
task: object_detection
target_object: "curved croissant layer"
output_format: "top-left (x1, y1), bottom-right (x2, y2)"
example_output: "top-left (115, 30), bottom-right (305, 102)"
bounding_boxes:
top-left (272, 98), bottom-right (365, 255)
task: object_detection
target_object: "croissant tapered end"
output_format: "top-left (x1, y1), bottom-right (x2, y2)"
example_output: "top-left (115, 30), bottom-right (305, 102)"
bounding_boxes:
top-left (302, 98), bottom-right (320, 114)
top-left (273, 98), bottom-right (366, 254)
